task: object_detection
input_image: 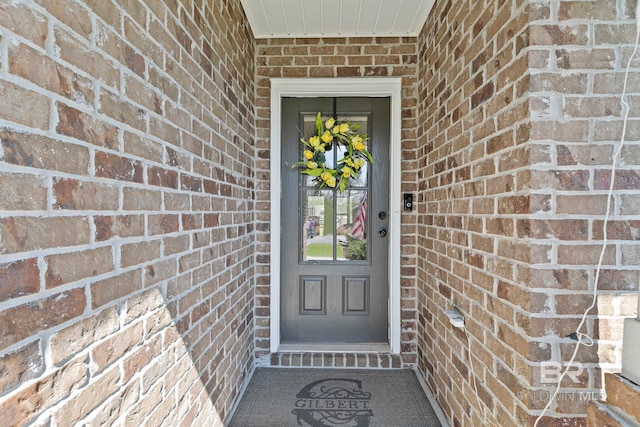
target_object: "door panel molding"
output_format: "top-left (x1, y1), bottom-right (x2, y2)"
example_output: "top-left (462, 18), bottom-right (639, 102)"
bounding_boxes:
top-left (299, 276), bottom-right (326, 315)
top-left (343, 276), bottom-right (370, 316)
top-left (269, 78), bottom-right (402, 353)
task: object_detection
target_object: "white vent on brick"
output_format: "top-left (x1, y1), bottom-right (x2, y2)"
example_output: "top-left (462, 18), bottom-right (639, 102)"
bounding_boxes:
top-left (240, 0), bottom-right (435, 38)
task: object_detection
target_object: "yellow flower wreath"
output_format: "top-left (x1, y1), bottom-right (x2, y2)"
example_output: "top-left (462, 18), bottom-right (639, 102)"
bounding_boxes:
top-left (294, 113), bottom-right (373, 192)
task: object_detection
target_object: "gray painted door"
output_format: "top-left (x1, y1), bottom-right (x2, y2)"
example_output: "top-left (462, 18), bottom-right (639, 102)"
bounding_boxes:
top-left (281, 97), bottom-right (390, 343)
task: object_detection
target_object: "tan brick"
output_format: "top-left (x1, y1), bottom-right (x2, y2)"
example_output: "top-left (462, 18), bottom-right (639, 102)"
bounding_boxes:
top-left (50, 306), bottom-right (119, 365)
top-left (0, 216), bottom-right (90, 254)
top-left (53, 366), bottom-right (120, 425)
top-left (595, 169), bottom-right (640, 191)
top-left (95, 151), bottom-right (144, 183)
top-left (120, 240), bottom-right (161, 268)
top-left (144, 259), bottom-right (177, 287)
top-left (99, 89), bottom-right (147, 131)
top-left (0, 80), bottom-right (50, 129)
top-left (45, 247), bottom-right (114, 289)
top-left (526, 219), bottom-right (589, 240)
top-left (557, 49), bottom-right (616, 71)
top-left (0, 258), bottom-right (40, 302)
top-left (79, 0), bottom-right (121, 33)
top-left (0, 341), bottom-right (44, 395)
top-left (148, 214), bottom-right (180, 235)
top-left (163, 234), bottom-right (190, 256)
top-left (141, 350), bottom-right (173, 392)
top-left (123, 187), bottom-right (162, 210)
top-left (123, 131), bottom-right (165, 163)
top-left (0, 356), bottom-right (88, 426)
top-left (123, 288), bottom-right (163, 324)
top-left (531, 170), bottom-right (589, 192)
top-left (145, 307), bottom-right (172, 337)
top-left (9, 43), bottom-right (94, 105)
top-left (621, 194), bottom-right (640, 215)
top-left (124, 15), bottom-right (163, 66)
top-left (0, 2), bottom-right (47, 47)
top-left (84, 379), bottom-right (140, 426)
top-left (0, 288), bottom-right (86, 351)
top-left (603, 374), bottom-right (640, 423)
top-left (530, 25), bottom-right (589, 46)
top-left (123, 380), bottom-right (163, 426)
top-left (56, 103), bottom-right (119, 148)
top-left (91, 322), bottom-right (143, 373)
top-left (556, 195), bottom-right (610, 215)
top-left (37, 0), bottom-right (92, 40)
top-left (53, 178), bottom-right (119, 210)
top-left (558, 0), bottom-right (617, 21)
top-left (557, 244), bottom-right (616, 266)
top-left (587, 401), bottom-right (625, 427)
top-left (530, 72), bottom-right (588, 93)
top-left (145, 386), bottom-right (177, 425)
top-left (125, 73), bottom-right (162, 114)
top-left (91, 269), bottom-right (142, 309)
top-left (94, 215), bottom-right (145, 241)
top-left (0, 129), bottom-right (91, 175)
top-left (148, 165), bottom-right (179, 188)
top-left (54, 27), bottom-right (120, 90)
top-left (0, 172), bottom-right (47, 211)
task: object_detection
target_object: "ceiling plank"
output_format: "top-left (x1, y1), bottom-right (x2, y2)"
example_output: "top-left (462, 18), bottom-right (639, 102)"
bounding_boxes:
top-left (373, 1), bottom-right (401, 34)
top-left (283, 0), bottom-right (306, 36)
top-left (356, 0), bottom-right (383, 36)
top-left (301, 0), bottom-right (323, 36)
top-left (322, 0), bottom-right (342, 35)
top-left (340, 0), bottom-right (362, 36)
top-left (261, 0), bottom-right (288, 36)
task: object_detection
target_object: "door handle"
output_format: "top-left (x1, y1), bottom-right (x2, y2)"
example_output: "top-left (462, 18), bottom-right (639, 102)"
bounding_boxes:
top-left (378, 227), bottom-right (387, 238)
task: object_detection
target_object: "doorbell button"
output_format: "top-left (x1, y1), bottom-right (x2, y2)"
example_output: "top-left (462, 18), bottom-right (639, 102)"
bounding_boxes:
top-left (403, 194), bottom-right (413, 211)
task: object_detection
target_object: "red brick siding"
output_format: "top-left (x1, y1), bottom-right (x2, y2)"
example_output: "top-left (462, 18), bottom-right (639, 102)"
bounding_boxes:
top-left (0, 0), bottom-right (255, 425)
top-left (417, 0), bottom-right (639, 426)
top-left (253, 36), bottom-right (420, 366)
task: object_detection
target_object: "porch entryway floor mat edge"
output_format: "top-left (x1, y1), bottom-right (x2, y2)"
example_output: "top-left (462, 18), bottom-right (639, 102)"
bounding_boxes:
top-left (229, 368), bottom-right (443, 427)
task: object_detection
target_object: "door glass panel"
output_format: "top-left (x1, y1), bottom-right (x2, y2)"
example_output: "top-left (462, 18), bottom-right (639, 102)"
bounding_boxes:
top-left (337, 190), bottom-right (368, 261)
top-left (299, 113), bottom-right (370, 264)
top-left (338, 115), bottom-right (369, 187)
top-left (302, 190), bottom-right (333, 262)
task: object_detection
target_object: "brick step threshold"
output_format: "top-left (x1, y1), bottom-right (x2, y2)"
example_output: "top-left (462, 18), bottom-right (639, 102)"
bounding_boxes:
top-left (268, 352), bottom-right (405, 369)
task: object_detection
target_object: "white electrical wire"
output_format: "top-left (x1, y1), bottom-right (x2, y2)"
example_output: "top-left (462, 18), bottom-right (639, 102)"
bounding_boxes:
top-left (533, 9), bottom-right (640, 426)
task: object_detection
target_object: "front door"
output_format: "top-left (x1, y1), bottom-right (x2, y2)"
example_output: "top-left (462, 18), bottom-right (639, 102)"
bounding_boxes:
top-left (280, 97), bottom-right (390, 344)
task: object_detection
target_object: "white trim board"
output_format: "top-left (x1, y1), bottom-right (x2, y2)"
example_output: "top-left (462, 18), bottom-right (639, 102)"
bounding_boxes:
top-left (269, 77), bottom-right (403, 354)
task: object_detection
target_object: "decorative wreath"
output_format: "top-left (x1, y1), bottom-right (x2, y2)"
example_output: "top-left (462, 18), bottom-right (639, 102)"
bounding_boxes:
top-left (295, 113), bottom-right (373, 192)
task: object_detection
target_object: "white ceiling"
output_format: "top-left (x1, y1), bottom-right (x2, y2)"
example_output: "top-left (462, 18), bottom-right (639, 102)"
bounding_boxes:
top-left (240, 0), bottom-right (435, 39)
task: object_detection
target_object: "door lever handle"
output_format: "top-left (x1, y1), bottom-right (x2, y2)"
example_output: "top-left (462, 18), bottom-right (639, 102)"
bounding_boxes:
top-left (378, 227), bottom-right (387, 238)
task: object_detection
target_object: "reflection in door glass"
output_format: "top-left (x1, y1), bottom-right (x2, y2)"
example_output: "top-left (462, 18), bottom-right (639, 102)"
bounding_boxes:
top-left (301, 190), bottom-right (334, 261)
top-left (336, 190), bottom-right (367, 261)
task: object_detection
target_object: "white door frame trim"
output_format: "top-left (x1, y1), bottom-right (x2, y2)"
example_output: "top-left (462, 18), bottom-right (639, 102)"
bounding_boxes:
top-left (269, 77), bottom-right (402, 354)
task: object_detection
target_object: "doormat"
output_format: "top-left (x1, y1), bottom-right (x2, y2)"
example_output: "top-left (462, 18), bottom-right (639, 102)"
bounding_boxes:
top-left (229, 368), bottom-right (443, 427)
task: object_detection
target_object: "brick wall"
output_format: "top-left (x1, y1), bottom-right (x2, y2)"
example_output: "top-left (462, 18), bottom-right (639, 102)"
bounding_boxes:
top-left (0, 0), bottom-right (255, 425)
top-left (253, 37), bottom-right (420, 366)
top-left (417, 0), bottom-right (639, 426)
top-left (587, 373), bottom-right (640, 425)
